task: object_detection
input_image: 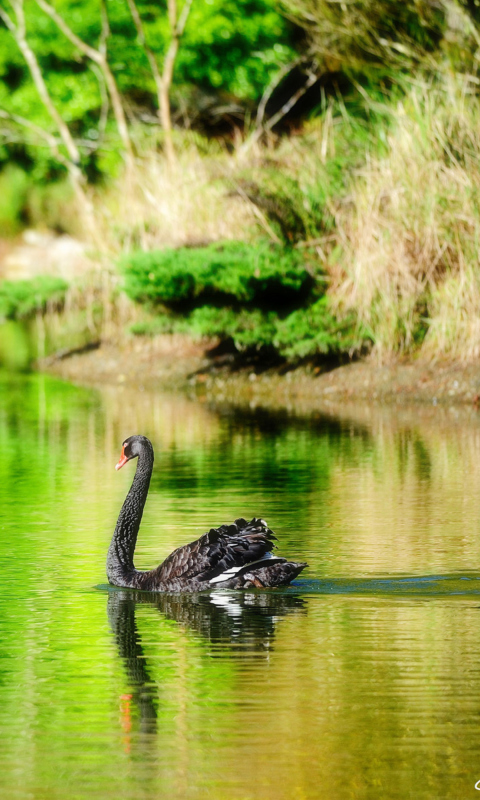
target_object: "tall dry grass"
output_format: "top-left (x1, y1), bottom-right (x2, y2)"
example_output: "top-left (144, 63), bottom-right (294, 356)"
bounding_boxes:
top-left (93, 135), bottom-right (256, 253)
top-left (330, 75), bottom-right (480, 361)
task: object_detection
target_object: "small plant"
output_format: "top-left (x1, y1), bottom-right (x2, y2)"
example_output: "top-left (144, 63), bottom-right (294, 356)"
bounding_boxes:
top-left (0, 276), bottom-right (68, 321)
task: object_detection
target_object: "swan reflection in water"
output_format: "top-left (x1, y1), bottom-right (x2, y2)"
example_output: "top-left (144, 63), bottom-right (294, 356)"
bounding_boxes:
top-left (107, 590), bottom-right (306, 737)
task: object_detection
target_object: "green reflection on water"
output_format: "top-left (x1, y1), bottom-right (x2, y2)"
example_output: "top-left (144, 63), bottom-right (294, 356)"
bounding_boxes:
top-left (2, 372), bottom-right (480, 799)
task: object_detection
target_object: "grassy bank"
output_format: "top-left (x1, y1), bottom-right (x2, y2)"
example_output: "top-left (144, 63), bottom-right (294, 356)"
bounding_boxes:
top-left (82, 73), bottom-right (480, 365)
top-left (2, 73), bottom-right (480, 369)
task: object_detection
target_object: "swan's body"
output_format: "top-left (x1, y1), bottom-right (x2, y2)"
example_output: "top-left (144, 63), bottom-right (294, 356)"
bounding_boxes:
top-left (107, 435), bottom-right (307, 592)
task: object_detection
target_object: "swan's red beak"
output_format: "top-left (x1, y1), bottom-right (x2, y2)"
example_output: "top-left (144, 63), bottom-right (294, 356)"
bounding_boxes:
top-left (115, 446), bottom-right (129, 471)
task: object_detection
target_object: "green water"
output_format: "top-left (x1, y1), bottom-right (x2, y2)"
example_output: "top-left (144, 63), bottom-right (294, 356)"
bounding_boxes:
top-left (2, 372), bottom-right (480, 799)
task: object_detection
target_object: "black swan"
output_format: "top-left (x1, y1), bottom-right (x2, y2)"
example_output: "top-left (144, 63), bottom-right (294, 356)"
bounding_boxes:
top-left (107, 435), bottom-right (307, 592)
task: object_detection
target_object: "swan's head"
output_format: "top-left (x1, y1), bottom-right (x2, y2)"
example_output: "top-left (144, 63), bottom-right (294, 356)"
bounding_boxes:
top-left (115, 435), bottom-right (153, 470)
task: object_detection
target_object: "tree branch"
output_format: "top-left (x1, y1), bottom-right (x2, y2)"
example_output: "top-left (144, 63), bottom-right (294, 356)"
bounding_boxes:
top-left (35, 0), bottom-right (134, 168)
top-left (0, 5), bottom-right (16, 33)
top-left (7, 0), bottom-right (81, 165)
top-left (176, 0), bottom-right (193, 36)
top-left (263, 71), bottom-right (318, 133)
top-left (125, 0), bottom-right (194, 165)
top-left (255, 56), bottom-right (305, 130)
top-left (125, 0), bottom-right (164, 114)
top-left (0, 1), bottom-right (98, 236)
top-left (0, 108), bottom-right (68, 163)
top-left (89, 62), bottom-right (109, 146)
top-left (241, 69), bottom-right (319, 154)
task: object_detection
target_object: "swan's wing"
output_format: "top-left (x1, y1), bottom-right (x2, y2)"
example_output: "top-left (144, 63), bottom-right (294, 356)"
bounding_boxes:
top-left (155, 517), bottom-right (277, 584)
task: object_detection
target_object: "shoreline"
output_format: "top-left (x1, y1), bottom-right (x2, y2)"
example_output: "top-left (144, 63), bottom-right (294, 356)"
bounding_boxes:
top-left (39, 334), bottom-right (480, 413)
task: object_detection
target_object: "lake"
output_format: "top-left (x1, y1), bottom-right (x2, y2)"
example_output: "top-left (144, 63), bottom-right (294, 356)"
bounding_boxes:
top-left (1, 371), bottom-right (480, 799)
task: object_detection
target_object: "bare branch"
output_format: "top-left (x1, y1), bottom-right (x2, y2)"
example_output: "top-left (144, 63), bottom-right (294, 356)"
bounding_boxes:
top-left (263, 71), bottom-right (318, 133)
top-left (89, 62), bottom-right (109, 145)
top-left (241, 70), bottom-right (319, 154)
top-left (125, 0), bottom-right (194, 165)
top-left (176, 0), bottom-right (193, 36)
top-left (5, 0), bottom-right (81, 165)
top-left (161, 0), bottom-right (194, 163)
top-left (35, 0), bottom-right (134, 167)
top-left (35, 0), bottom-right (102, 63)
top-left (0, 1), bottom-right (99, 235)
top-left (0, 5), bottom-right (16, 32)
top-left (256, 56), bottom-right (305, 130)
top-left (99, 0), bottom-right (110, 57)
top-left (168, 0), bottom-right (177, 31)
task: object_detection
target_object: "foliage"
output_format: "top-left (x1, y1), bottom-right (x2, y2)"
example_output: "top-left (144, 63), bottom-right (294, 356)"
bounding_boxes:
top-left (274, 298), bottom-right (367, 357)
top-left (0, 0), bottom-right (297, 179)
top-left (0, 276), bottom-right (68, 321)
top-left (121, 240), bottom-right (314, 309)
top-left (124, 240), bottom-right (361, 357)
top-left (183, 305), bottom-right (278, 350)
top-left (3, 0), bottom-right (480, 366)
top-left (183, 301), bottom-right (363, 354)
top-left (130, 300), bottom-right (362, 357)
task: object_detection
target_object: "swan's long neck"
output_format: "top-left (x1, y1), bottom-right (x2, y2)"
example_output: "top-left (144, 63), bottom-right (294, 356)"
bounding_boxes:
top-left (107, 445), bottom-right (154, 587)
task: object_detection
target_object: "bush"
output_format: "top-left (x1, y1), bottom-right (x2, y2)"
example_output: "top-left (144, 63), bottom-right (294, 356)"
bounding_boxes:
top-left (124, 241), bottom-right (364, 360)
top-left (122, 240), bottom-right (315, 310)
top-left (186, 306), bottom-right (278, 350)
top-left (274, 297), bottom-right (367, 357)
top-left (0, 276), bottom-right (68, 321)
top-left (129, 300), bottom-right (363, 357)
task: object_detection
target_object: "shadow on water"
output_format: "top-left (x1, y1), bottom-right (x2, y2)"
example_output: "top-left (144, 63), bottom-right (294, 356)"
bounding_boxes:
top-left (106, 589), bottom-right (306, 735)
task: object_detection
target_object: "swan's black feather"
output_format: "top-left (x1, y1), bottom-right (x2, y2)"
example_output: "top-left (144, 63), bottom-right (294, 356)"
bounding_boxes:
top-left (148, 517), bottom-right (278, 589)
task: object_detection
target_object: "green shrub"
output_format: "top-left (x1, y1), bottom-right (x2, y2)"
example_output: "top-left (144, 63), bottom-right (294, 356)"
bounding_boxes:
top-left (274, 297), bottom-right (368, 358)
top-left (123, 241), bottom-right (368, 360)
top-left (186, 306), bottom-right (278, 350)
top-left (184, 302), bottom-right (364, 355)
top-left (0, 276), bottom-right (68, 321)
top-left (121, 241), bottom-right (314, 310)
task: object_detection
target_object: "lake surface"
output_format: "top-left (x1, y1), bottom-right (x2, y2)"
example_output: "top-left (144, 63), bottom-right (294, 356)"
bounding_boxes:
top-left (2, 371), bottom-right (480, 799)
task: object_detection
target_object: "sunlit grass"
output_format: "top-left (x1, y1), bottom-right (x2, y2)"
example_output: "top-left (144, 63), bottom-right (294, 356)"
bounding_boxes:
top-left (330, 74), bottom-right (480, 361)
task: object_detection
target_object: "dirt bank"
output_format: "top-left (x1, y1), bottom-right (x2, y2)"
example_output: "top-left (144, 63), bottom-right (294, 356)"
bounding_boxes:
top-left (40, 334), bottom-right (480, 412)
